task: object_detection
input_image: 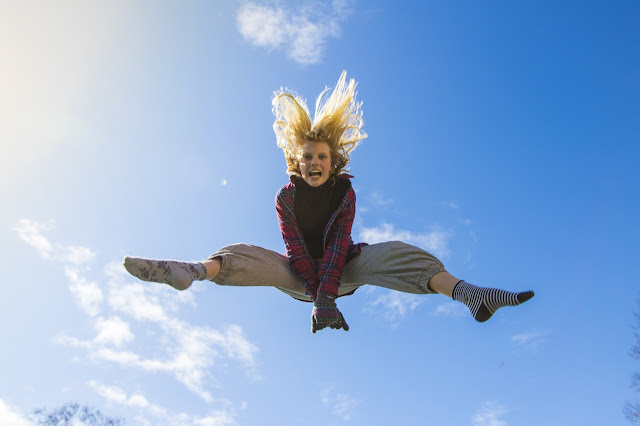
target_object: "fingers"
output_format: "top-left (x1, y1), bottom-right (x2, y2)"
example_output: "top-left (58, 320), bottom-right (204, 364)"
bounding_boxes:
top-left (341, 318), bottom-right (349, 331)
top-left (311, 317), bottom-right (332, 333)
top-left (311, 310), bottom-right (349, 333)
top-left (337, 313), bottom-right (349, 331)
top-left (311, 317), bottom-right (339, 333)
top-left (326, 315), bottom-right (349, 331)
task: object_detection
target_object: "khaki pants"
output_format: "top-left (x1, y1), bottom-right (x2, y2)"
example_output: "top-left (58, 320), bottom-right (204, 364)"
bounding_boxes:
top-left (209, 241), bottom-right (446, 302)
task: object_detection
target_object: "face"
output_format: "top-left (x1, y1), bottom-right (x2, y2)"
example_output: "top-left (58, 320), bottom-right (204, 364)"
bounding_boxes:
top-left (298, 140), bottom-right (332, 187)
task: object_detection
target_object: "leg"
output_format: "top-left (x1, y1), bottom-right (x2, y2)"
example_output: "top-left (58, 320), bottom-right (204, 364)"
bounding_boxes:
top-left (123, 244), bottom-right (307, 296)
top-left (207, 243), bottom-right (310, 298)
top-left (342, 242), bottom-right (534, 322)
top-left (448, 280), bottom-right (535, 322)
top-left (203, 257), bottom-right (221, 280)
top-left (123, 256), bottom-right (208, 290)
top-left (427, 271), bottom-right (535, 322)
top-left (341, 241), bottom-right (445, 295)
top-left (427, 271), bottom-right (460, 297)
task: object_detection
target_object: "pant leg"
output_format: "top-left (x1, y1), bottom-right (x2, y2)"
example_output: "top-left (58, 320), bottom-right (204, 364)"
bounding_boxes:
top-left (341, 241), bottom-right (445, 294)
top-left (208, 243), bottom-right (315, 301)
top-left (208, 241), bottom-right (446, 301)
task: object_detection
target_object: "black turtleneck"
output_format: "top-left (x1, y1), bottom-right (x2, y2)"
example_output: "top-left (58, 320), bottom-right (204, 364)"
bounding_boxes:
top-left (293, 176), bottom-right (350, 259)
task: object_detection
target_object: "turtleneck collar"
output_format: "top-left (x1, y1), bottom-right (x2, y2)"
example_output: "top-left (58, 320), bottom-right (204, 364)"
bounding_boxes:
top-left (290, 173), bottom-right (353, 189)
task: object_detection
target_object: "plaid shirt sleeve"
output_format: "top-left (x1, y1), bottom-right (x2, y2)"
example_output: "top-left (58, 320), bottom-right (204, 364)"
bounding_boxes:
top-left (275, 183), bottom-right (320, 298)
top-left (316, 184), bottom-right (357, 296)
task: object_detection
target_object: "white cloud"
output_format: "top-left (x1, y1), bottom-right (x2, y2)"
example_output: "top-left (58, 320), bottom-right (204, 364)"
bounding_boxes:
top-left (359, 222), bottom-right (452, 259)
top-left (13, 219), bottom-right (55, 260)
top-left (93, 317), bottom-right (134, 347)
top-left (218, 325), bottom-right (259, 368)
top-left (441, 201), bottom-right (459, 209)
top-left (472, 401), bottom-right (509, 426)
top-left (87, 381), bottom-right (236, 425)
top-left (191, 411), bottom-right (236, 426)
top-left (368, 192), bottom-right (394, 208)
top-left (511, 330), bottom-right (551, 351)
top-left (54, 317), bottom-right (133, 349)
top-left (60, 245), bottom-right (96, 265)
top-left (321, 388), bottom-right (359, 421)
top-left (108, 282), bottom-right (169, 323)
top-left (100, 278), bottom-right (261, 402)
top-left (431, 301), bottom-right (468, 318)
top-left (88, 381), bottom-right (155, 411)
top-left (102, 287), bottom-right (258, 402)
top-left (236, 1), bottom-right (353, 64)
top-left (14, 219), bottom-right (101, 318)
top-left (13, 219), bottom-right (96, 265)
top-left (64, 319), bottom-right (259, 404)
top-left (0, 398), bottom-right (33, 426)
top-left (66, 267), bottom-right (103, 317)
top-left (236, 3), bottom-right (287, 48)
top-left (366, 291), bottom-right (424, 322)
top-left (17, 219), bottom-right (260, 405)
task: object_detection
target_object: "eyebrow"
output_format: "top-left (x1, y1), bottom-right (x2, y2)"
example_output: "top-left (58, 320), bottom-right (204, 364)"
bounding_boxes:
top-left (301, 150), bottom-right (330, 156)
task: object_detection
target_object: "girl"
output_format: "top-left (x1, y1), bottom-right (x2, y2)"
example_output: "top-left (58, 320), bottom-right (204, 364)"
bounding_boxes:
top-left (124, 71), bottom-right (534, 333)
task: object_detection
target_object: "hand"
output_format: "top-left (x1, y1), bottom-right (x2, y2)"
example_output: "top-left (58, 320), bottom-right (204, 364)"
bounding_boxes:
top-left (311, 292), bottom-right (349, 333)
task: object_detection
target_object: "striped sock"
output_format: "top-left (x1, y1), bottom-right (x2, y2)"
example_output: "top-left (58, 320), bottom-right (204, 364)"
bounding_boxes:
top-left (123, 257), bottom-right (207, 290)
top-left (452, 280), bottom-right (534, 322)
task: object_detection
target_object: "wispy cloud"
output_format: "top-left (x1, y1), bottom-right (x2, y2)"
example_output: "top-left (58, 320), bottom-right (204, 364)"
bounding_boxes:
top-left (365, 291), bottom-right (425, 323)
top-left (359, 192), bottom-right (395, 213)
top-left (65, 266), bottom-right (103, 317)
top-left (0, 398), bottom-right (33, 426)
top-left (431, 301), bottom-right (468, 318)
top-left (321, 388), bottom-right (360, 421)
top-left (441, 201), bottom-right (459, 209)
top-left (359, 222), bottom-right (452, 259)
top-left (14, 219), bottom-right (102, 316)
top-left (472, 401), bottom-right (509, 426)
top-left (16, 219), bottom-right (259, 406)
top-left (93, 317), bottom-right (134, 347)
top-left (87, 381), bottom-right (236, 425)
top-left (13, 219), bottom-right (55, 259)
top-left (14, 219), bottom-right (97, 264)
top-left (57, 280), bottom-right (259, 403)
top-left (88, 381), bottom-right (160, 412)
top-left (236, 0), bottom-right (353, 64)
top-left (369, 192), bottom-right (394, 207)
top-left (511, 330), bottom-right (551, 351)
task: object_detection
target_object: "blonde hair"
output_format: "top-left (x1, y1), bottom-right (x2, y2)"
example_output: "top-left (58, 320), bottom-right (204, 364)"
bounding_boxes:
top-left (272, 71), bottom-right (367, 176)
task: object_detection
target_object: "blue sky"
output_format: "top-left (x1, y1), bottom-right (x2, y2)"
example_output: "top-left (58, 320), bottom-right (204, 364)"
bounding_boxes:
top-left (1, 1), bottom-right (638, 425)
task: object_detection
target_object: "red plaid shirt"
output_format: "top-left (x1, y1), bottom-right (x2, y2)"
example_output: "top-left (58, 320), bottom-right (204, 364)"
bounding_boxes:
top-left (276, 174), bottom-right (367, 299)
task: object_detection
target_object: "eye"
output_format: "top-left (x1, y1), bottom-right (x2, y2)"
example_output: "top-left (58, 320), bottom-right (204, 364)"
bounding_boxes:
top-left (319, 154), bottom-right (327, 160)
top-left (303, 154), bottom-right (312, 160)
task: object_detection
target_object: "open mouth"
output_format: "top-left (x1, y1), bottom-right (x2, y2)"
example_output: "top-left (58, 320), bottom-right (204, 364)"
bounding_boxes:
top-left (309, 170), bottom-right (322, 178)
